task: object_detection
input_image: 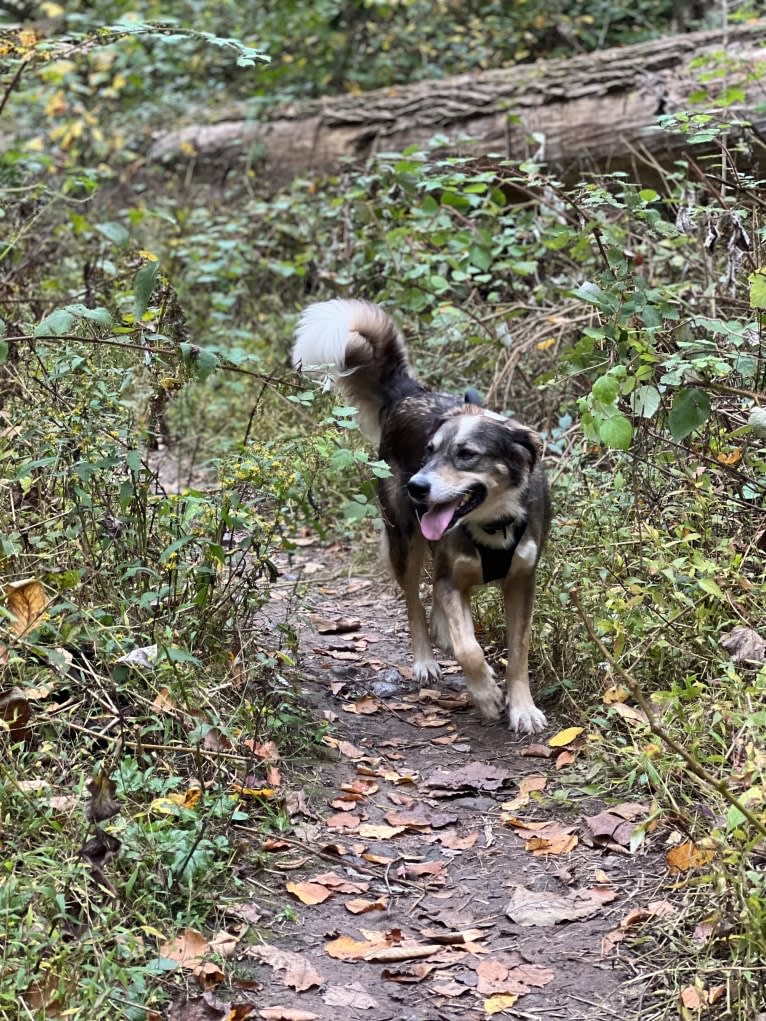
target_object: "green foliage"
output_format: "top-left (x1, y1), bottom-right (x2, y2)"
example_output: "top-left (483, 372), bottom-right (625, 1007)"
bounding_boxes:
top-left (2, 5), bottom-right (766, 1017)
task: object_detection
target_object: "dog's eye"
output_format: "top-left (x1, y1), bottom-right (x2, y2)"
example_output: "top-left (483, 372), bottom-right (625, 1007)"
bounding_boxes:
top-left (425, 442), bottom-right (435, 456)
top-left (455, 445), bottom-right (479, 461)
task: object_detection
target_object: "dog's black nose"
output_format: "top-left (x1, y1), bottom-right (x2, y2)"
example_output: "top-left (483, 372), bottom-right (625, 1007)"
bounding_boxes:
top-left (407, 475), bottom-right (430, 502)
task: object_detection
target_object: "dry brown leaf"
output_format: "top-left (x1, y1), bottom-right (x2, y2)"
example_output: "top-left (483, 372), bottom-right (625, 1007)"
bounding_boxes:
top-left (325, 811), bottom-right (361, 830)
top-left (160, 928), bottom-right (209, 969)
top-left (555, 750), bottom-right (576, 769)
top-left (680, 986), bottom-right (703, 1010)
top-left (437, 830), bottom-right (478, 850)
top-left (194, 961), bottom-right (224, 991)
top-left (358, 823), bottom-right (404, 839)
top-left (364, 943), bottom-right (441, 963)
top-left (342, 695), bottom-right (381, 716)
top-left (345, 896), bottom-right (388, 914)
top-left (286, 881), bottom-right (333, 905)
top-left (6, 578), bottom-right (48, 636)
top-left (311, 615), bottom-right (361, 635)
top-left (720, 626), bottom-right (766, 664)
top-left (520, 743), bottom-right (554, 758)
top-left (325, 934), bottom-right (391, 961)
top-left (248, 945), bottom-right (323, 991)
top-left (609, 702), bottom-right (649, 726)
top-left (209, 929), bottom-right (239, 959)
top-left (424, 761), bottom-right (510, 794)
top-left (321, 983), bottom-right (378, 1009)
top-left (506, 884), bottom-right (617, 926)
top-left (667, 841), bottom-right (715, 873)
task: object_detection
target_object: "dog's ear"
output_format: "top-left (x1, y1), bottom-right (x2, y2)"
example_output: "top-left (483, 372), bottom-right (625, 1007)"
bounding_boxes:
top-left (499, 424), bottom-right (542, 471)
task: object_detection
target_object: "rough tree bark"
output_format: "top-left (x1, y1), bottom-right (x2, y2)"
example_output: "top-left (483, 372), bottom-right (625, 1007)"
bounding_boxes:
top-left (148, 22), bottom-right (766, 184)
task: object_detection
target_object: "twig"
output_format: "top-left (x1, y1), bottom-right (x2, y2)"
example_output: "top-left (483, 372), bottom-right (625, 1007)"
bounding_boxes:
top-left (570, 589), bottom-right (766, 841)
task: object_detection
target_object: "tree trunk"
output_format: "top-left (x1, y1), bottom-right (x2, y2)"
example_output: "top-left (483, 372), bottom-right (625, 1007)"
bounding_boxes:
top-left (148, 22), bottom-right (766, 184)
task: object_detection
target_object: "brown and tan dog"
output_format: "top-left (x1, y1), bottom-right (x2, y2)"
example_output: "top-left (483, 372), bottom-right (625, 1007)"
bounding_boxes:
top-left (293, 299), bottom-right (551, 733)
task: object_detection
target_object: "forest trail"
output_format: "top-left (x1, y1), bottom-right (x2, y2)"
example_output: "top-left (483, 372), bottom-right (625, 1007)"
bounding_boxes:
top-left (224, 540), bottom-right (671, 1021)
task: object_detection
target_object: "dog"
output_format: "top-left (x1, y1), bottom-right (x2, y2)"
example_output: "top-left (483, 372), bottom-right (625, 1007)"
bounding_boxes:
top-left (293, 299), bottom-right (551, 733)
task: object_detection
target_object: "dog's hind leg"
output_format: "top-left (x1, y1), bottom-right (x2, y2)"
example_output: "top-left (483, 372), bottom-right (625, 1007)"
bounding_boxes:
top-left (433, 578), bottom-right (504, 721)
top-left (503, 539), bottom-right (547, 734)
top-left (385, 527), bottom-right (441, 684)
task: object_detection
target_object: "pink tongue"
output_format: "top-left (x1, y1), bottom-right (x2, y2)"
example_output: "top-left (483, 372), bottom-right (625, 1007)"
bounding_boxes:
top-left (420, 500), bottom-right (460, 541)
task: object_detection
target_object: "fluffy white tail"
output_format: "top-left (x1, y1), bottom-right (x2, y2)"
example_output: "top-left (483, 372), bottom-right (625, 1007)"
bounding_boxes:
top-left (292, 299), bottom-right (410, 442)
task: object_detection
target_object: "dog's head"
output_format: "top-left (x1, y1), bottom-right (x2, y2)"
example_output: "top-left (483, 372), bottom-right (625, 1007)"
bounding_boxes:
top-left (406, 409), bottom-right (541, 542)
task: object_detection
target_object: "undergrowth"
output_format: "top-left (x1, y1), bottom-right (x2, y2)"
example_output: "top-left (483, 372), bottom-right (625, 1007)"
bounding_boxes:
top-left (1, 13), bottom-right (765, 1020)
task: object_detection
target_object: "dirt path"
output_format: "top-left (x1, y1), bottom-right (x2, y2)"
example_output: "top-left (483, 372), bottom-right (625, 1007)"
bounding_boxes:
top-left (236, 542), bottom-right (668, 1020)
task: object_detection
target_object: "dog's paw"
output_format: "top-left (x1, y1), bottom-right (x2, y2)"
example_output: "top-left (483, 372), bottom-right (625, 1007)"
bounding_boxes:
top-left (413, 658), bottom-right (441, 684)
top-left (508, 702), bottom-right (547, 734)
top-left (471, 681), bottom-right (505, 721)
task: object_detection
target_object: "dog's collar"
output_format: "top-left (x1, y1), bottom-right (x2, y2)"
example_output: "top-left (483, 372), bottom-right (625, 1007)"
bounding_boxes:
top-left (463, 517), bottom-right (528, 583)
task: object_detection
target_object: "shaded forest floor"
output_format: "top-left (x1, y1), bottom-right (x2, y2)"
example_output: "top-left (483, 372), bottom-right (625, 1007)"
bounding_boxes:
top-left (190, 540), bottom-right (685, 1021)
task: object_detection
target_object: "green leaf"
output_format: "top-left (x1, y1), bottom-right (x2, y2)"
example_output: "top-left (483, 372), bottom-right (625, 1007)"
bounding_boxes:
top-left (591, 375), bottom-right (620, 405)
top-left (698, 576), bottom-right (724, 599)
top-left (63, 303), bottom-right (113, 327)
top-left (598, 414), bottom-right (633, 450)
top-left (134, 261), bottom-right (160, 320)
top-left (35, 309), bottom-right (75, 336)
top-left (96, 221), bottom-right (130, 247)
top-left (749, 270), bottom-right (766, 310)
top-left (0, 340), bottom-right (6, 365)
top-left (668, 389), bottom-right (711, 440)
top-left (180, 342), bottom-right (219, 381)
top-left (631, 385), bottom-right (661, 419)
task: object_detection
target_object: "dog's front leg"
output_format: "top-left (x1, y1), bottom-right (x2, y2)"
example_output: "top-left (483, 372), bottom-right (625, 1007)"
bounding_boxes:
top-left (434, 579), bottom-right (504, 720)
top-left (389, 531), bottom-right (441, 684)
top-left (503, 553), bottom-right (546, 734)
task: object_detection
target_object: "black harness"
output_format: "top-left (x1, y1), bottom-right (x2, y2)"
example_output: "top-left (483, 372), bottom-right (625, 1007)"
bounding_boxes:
top-left (464, 516), bottom-right (528, 583)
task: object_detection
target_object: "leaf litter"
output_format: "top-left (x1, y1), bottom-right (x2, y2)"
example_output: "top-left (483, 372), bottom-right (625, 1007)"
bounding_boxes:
top-left (169, 550), bottom-right (682, 1018)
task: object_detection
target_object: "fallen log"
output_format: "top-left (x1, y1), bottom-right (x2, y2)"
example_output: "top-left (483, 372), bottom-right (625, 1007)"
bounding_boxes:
top-left (148, 22), bottom-right (766, 184)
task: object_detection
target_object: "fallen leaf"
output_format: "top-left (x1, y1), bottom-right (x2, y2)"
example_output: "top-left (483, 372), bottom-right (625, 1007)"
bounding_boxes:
top-left (424, 761), bottom-right (510, 794)
top-left (194, 961), bottom-right (224, 991)
top-left (247, 945), bottom-right (323, 991)
top-left (520, 743), bottom-right (554, 759)
top-left (358, 823), bottom-right (404, 839)
top-left (325, 812), bottom-right (361, 830)
top-left (325, 934), bottom-right (391, 961)
top-left (311, 615), bottom-right (361, 635)
top-left (609, 702), bottom-right (649, 726)
top-left (209, 930), bottom-right (239, 959)
top-left (342, 695), bottom-right (381, 715)
top-left (555, 750), bottom-right (576, 769)
top-left (160, 929), bottom-right (209, 969)
top-left (680, 986), bottom-right (703, 1010)
top-left (85, 772), bottom-right (120, 822)
top-left (286, 881), bottom-right (333, 905)
top-left (365, 944), bottom-right (442, 963)
top-left (346, 896), bottom-right (388, 914)
top-left (484, 994), bottom-right (519, 1014)
top-left (506, 884), bottom-right (617, 926)
top-left (6, 578), bottom-right (48, 636)
top-left (720, 626), bottom-right (766, 664)
top-left (322, 983), bottom-right (378, 1009)
top-left (667, 841), bottom-right (715, 873)
top-left (548, 727), bottom-right (584, 748)
top-left (437, 830), bottom-right (478, 850)
top-left (601, 900), bottom-right (676, 956)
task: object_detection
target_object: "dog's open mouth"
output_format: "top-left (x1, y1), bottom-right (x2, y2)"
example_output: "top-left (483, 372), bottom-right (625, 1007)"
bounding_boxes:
top-left (418, 484), bottom-right (485, 541)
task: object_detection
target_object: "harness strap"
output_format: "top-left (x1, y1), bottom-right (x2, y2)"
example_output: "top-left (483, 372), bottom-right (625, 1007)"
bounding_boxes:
top-left (465, 518), bottom-right (528, 583)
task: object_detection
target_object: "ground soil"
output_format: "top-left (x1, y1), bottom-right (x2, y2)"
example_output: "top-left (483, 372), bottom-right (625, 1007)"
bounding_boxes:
top-left (225, 541), bottom-right (672, 1021)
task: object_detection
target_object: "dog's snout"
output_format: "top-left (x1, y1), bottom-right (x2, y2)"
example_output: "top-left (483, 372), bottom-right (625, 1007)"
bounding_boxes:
top-left (407, 475), bottom-right (430, 502)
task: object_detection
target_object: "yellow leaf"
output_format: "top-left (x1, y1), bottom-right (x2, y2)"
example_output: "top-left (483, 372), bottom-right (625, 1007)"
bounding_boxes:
top-left (484, 993), bottom-right (519, 1014)
top-left (548, 726), bottom-right (584, 748)
top-left (535, 337), bottom-right (557, 351)
top-left (667, 841), bottom-right (715, 873)
top-left (6, 578), bottom-right (48, 637)
top-left (41, 1), bottom-right (65, 14)
top-left (138, 250), bottom-right (159, 262)
top-left (231, 784), bottom-right (277, 799)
